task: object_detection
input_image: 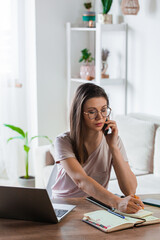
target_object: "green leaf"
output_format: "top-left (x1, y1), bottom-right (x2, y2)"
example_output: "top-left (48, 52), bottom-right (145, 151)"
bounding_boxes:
top-left (7, 136), bottom-right (24, 143)
top-left (101, 0), bottom-right (113, 14)
top-left (101, 0), bottom-right (105, 6)
top-left (25, 131), bottom-right (28, 145)
top-left (24, 145), bottom-right (30, 153)
top-left (84, 2), bottom-right (92, 9)
top-left (30, 135), bottom-right (53, 144)
top-left (4, 124), bottom-right (25, 138)
top-left (79, 57), bottom-right (83, 63)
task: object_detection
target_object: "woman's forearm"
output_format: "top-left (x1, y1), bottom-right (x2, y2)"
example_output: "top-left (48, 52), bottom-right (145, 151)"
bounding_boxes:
top-left (74, 173), bottom-right (144, 214)
top-left (60, 157), bottom-right (143, 213)
top-left (77, 175), bottom-right (120, 209)
top-left (111, 147), bottom-right (137, 195)
top-left (61, 157), bottom-right (120, 208)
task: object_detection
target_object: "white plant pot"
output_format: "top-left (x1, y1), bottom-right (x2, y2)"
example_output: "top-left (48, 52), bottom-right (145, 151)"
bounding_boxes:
top-left (18, 176), bottom-right (35, 188)
top-left (98, 14), bottom-right (112, 24)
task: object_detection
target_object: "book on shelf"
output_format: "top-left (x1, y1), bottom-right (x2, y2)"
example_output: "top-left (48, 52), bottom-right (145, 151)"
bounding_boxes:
top-left (82, 209), bottom-right (160, 233)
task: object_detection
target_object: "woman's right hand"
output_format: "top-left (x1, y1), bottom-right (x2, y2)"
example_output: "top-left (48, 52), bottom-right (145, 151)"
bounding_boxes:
top-left (116, 195), bottom-right (145, 213)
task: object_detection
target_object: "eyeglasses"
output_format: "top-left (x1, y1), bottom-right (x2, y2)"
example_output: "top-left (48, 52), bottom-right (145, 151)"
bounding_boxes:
top-left (84, 107), bottom-right (112, 120)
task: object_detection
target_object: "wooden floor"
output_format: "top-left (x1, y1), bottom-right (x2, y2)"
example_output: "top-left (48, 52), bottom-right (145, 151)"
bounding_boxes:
top-left (0, 194), bottom-right (160, 240)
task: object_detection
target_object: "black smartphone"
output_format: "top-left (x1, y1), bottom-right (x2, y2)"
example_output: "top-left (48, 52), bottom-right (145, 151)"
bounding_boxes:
top-left (102, 118), bottom-right (109, 136)
top-left (86, 196), bottom-right (113, 210)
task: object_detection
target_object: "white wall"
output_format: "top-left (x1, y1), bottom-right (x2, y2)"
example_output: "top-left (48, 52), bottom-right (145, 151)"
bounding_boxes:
top-left (123, 0), bottom-right (160, 114)
top-left (35, 0), bottom-right (86, 143)
top-left (35, 0), bottom-right (160, 144)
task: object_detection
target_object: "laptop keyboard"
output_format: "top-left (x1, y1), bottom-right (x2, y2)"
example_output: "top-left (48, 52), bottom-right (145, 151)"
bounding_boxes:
top-left (54, 209), bottom-right (68, 218)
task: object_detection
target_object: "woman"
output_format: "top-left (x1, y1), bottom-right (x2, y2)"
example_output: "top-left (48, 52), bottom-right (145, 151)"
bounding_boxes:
top-left (51, 83), bottom-right (144, 213)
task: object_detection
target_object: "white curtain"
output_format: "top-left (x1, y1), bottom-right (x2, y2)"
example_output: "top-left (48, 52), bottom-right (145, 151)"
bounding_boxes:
top-left (0, 0), bottom-right (26, 180)
top-left (0, 0), bottom-right (38, 181)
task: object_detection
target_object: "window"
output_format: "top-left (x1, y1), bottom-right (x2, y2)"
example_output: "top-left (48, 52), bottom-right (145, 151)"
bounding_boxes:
top-left (0, 0), bottom-right (21, 87)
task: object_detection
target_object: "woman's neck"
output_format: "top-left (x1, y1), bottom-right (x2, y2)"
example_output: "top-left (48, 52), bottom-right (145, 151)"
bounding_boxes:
top-left (84, 130), bottom-right (102, 143)
top-left (83, 130), bottom-right (103, 156)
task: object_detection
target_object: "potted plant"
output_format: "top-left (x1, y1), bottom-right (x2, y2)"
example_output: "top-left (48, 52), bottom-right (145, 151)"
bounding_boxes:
top-left (4, 124), bottom-right (52, 187)
top-left (82, 2), bottom-right (96, 28)
top-left (98, 0), bottom-right (113, 24)
top-left (79, 48), bottom-right (95, 81)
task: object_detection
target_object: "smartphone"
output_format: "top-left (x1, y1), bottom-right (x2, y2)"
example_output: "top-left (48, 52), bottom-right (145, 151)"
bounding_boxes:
top-left (86, 196), bottom-right (113, 210)
top-left (142, 198), bottom-right (160, 207)
top-left (102, 118), bottom-right (109, 136)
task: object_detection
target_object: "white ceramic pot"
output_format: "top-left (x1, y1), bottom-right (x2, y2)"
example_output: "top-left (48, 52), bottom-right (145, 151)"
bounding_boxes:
top-left (98, 14), bottom-right (112, 24)
top-left (18, 176), bottom-right (35, 188)
top-left (80, 65), bottom-right (95, 80)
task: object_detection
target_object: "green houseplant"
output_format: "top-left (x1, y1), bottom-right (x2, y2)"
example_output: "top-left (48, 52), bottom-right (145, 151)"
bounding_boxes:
top-left (98, 0), bottom-right (113, 24)
top-left (4, 124), bottom-right (52, 187)
top-left (79, 48), bottom-right (95, 80)
top-left (79, 48), bottom-right (94, 63)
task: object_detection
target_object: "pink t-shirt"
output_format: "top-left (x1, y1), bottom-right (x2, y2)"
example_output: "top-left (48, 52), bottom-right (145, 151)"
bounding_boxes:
top-left (51, 132), bottom-right (128, 198)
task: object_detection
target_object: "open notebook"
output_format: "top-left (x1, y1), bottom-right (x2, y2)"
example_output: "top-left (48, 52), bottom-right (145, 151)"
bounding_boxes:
top-left (82, 209), bottom-right (160, 233)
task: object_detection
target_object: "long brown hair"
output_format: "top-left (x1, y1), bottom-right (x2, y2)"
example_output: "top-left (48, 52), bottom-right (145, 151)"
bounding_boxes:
top-left (70, 83), bottom-right (109, 165)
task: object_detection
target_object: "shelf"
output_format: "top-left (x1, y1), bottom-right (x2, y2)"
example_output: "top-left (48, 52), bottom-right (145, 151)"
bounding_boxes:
top-left (71, 27), bottom-right (96, 32)
top-left (71, 78), bottom-right (125, 85)
top-left (100, 78), bottom-right (125, 85)
top-left (71, 78), bottom-right (96, 84)
top-left (67, 21), bottom-right (128, 114)
top-left (101, 23), bottom-right (127, 32)
top-left (70, 23), bottom-right (127, 32)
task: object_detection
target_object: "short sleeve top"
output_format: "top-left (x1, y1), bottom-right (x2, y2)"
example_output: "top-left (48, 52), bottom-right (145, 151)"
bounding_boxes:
top-left (50, 132), bottom-right (128, 198)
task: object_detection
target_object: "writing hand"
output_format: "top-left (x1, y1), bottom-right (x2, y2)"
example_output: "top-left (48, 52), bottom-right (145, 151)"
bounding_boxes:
top-left (117, 195), bottom-right (145, 214)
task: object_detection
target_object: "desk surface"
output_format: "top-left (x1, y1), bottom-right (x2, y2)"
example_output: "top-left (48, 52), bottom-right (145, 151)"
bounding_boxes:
top-left (0, 194), bottom-right (160, 240)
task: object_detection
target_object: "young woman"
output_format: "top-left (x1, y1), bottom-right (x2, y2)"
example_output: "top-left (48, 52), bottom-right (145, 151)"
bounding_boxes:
top-left (51, 83), bottom-right (144, 213)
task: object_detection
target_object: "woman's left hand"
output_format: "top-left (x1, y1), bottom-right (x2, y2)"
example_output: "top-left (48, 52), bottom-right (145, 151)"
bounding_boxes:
top-left (104, 119), bottom-right (118, 149)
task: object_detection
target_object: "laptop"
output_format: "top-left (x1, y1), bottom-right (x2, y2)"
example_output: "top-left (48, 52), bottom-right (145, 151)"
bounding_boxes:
top-left (0, 186), bottom-right (76, 223)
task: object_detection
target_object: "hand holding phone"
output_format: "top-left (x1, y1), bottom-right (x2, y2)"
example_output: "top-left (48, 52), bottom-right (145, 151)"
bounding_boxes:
top-left (102, 118), bottom-right (109, 136)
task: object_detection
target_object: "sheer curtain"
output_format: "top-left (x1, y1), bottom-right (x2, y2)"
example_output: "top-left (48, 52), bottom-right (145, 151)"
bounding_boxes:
top-left (0, 0), bottom-right (20, 180)
top-left (0, 0), bottom-right (37, 181)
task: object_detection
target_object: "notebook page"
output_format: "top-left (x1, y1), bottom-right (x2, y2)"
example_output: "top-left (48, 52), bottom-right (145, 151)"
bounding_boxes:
top-left (84, 210), bottom-right (134, 230)
top-left (139, 215), bottom-right (160, 226)
top-left (115, 209), bottom-right (153, 218)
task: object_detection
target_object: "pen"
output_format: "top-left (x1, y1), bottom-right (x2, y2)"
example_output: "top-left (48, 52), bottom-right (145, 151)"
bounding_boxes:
top-left (134, 195), bottom-right (139, 199)
top-left (107, 209), bottom-right (125, 219)
top-left (134, 195), bottom-right (144, 209)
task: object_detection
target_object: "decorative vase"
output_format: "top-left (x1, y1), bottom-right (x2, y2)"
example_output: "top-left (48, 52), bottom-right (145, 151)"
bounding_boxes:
top-left (98, 14), bottom-right (112, 24)
top-left (101, 62), bottom-right (109, 78)
top-left (82, 11), bottom-right (96, 28)
top-left (18, 176), bottom-right (35, 188)
top-left (121, 0), bottom-right (140, 15)
top-left (80, 64), bottom-right (95, 80)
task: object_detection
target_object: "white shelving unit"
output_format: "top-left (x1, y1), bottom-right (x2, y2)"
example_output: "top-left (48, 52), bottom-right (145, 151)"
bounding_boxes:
top-left (66, 22), bottom-right (128, 115)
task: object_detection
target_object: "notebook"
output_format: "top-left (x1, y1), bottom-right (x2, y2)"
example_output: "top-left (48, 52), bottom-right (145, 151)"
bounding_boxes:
top-left (0, 186), bottom-right (76, 223)
top-left (82, 209), bottom-right (160, 233)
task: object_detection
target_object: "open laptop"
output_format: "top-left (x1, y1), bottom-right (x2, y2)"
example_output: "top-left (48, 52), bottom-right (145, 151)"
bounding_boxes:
top-left (0, 186), bottom-right (76, 223)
